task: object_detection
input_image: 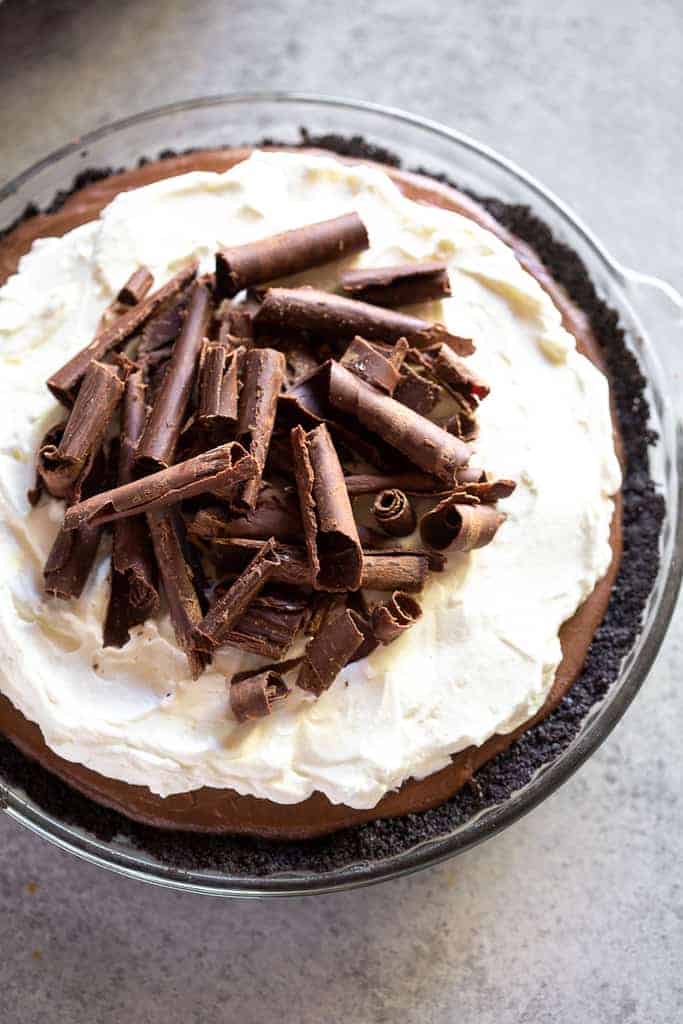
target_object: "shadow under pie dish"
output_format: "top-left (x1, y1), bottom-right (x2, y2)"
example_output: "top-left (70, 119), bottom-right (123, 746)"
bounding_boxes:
top-left (0, 121), bottom-right (667, 879)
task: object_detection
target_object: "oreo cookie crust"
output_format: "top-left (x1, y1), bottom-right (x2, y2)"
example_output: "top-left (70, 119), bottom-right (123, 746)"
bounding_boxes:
top-left (0, 135), bottom-right (664, 877)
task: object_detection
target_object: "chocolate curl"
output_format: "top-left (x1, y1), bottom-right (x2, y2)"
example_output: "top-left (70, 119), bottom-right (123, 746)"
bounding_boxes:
top-left (284, 345), bottom-right (320, 387)
top-left (219, 306), bottom-right (254, 345)
top-left (342, 590), bottom-right (380, 663)
top-left (280, 363), bottom-right (390, 469)
top-left (371, 591), bottom-right (422, 644)
top-left (44, 521), bottom-right (102, 600)
top-left (199, 538), bottom-right (311, 587)
top-left (463, 478), bottom-right (517, 503)
top-left (255, 287), bottom-right (473, 355)
top-left (197, 537), bottom-right (438, 593)
top-left (39, 360), bottom-right (125, 500)
top-left (103, 371), bottom-right (160, 648)
top-left (343, 471), bottom-right (439, 496)
top-left (48, 262), bottom-right (197, 406)
top-left (235, 348), bottom-right (286, 510)
top-left (456, 466), bottom-right (487, 485)
top-left (135, 281), bottom-right (211, 474)
top-left (215, 212), bottom-right (369, 299)
top-left (220, 586), bottom-right (308, 660)
top-left (194, 538), bottom-right (281, 651)
top-left (372, 489), bottom-right (416, 537)
top-left (44, 448), bottom-right (110, 600)
top-left (327, 362), bottom-right (470, 483)
top-left (340, 261), bottom-right (451, 307)
top-left (117, 266), bottom-right (154, 306)
top-left (297, 608), bottom-right (364, 696)
top-left (305, 592), bottom-right (347, 639)
top-left (28, 422), bottom-right (66, 506)
top-left (394, 366), bottom-right (443, 416)
top-left (229, 669), bottom-right (290, 723)
top-left (189, 486), bottom-right (303, 544)
top-left (339, 336), bottom-right (403, 395)
top-left (147, 509), bottom-right (208, 679)
top-left (415, 344), bottom-right (489, 402)
top-left (63, 442), bottom-right (256, 530)
top-left (420, 495), bottom-right (506, 551)
top-left (362, 550), bottom-right (442, 592)
top-left (444, 403), bottom-right (479, 443)
top-left (197, 341), bottom-right (243, 436)
top-left (291, 423), bottom-right (363, 592)
top-left (138, 294), bottom-right (188, 358)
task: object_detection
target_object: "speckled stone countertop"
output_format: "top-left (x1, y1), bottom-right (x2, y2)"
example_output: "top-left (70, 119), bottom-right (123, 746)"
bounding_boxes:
top-left (0, 2), bottom-right (681, 1022)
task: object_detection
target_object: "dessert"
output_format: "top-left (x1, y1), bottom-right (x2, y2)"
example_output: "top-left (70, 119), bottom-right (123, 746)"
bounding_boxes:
top-left (0, 147), bottom-right (637, 849)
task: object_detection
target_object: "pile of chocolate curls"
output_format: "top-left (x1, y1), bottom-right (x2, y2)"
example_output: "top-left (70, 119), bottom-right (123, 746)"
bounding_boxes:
top-left (30, 211), bottom-right (514, 722)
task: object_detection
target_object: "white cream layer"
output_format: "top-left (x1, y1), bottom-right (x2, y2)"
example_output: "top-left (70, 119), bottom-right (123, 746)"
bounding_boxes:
top-left (0, 152), bottom-right (620, 807)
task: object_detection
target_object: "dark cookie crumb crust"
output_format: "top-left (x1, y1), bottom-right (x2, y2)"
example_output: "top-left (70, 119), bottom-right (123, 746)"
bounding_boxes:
top-left (0, 134), bottom-right (664, 878)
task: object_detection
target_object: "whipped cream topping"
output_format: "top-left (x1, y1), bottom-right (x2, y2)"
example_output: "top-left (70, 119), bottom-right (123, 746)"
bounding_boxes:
top-left (0, 152), bottom-right (620, 808)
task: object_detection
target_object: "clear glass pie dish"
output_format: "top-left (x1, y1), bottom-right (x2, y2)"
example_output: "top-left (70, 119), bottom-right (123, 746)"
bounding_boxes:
top-left (0, 93), bottom-right (681, 898)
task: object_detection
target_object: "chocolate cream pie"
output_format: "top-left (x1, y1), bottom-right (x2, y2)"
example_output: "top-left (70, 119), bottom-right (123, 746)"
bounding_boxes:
top-left (0, 148), bottom-right (629, 843)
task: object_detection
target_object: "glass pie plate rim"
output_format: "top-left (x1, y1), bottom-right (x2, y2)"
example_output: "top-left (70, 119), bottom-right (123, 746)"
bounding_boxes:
top-left (1, 92), bottom-right (681, 898)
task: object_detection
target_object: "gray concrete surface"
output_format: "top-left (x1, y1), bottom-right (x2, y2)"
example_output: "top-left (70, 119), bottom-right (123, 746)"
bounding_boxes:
top-left (0, 2), bottom-right (681, 1022)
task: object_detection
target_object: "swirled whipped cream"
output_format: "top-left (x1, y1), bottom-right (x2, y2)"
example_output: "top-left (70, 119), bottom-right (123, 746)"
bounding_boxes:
top-left (0, 151), bottom-right (620, 807)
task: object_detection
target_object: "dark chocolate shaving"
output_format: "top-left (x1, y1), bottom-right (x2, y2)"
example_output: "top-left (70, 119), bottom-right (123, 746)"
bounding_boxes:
top-left (219, 586), bottom-right (308, 660)
top-left (147, 508), bottom-right (208, 679)
top-left (216, 297), bottom-right (258, 345)
top-left (198, 538), bottom-right (310, 587)
top-left (394, 365), bottom-right (443, 416)
top-left (38, 360), bottom-right (124, 500)
top-left (444, 402), bottom-right (479, 443)
top-left (420, 495), bottom-right (506, 551)
top-left (340, 261), bottom-right (451, 307)
top-left (362, 549), bottom-right (443, 592)
top-left (117, 266), bottom-right (154, 306)
top-left (229, 670), bottom-right (290, 724)
top-left (235, 348), bottom-right (286, 510)
top-left (43, 447), bottom-right (110, 601)
top-left (194, 538), bottom-right (281, 651)
top-left (327, 362), bottom-right (470, 483)
top-left (343, 471), bottom-right (439, 496)
top-left (137, 292), bottom-right (188, 356)
top-left (63, 442), bottom-right (256, 530)
top-left (280, 362), bottom-right (392, 469)
top-left (215, 212), bottom-right (369, 299)
top-left (103, 371), bottom-right (159, 648)
top-left (254, 286), bottom-right (473, 354)
top-left (284, 345), bottom-right (320, 387)
top-left (415, 344), bottom-right (489, 402)
top-left (371, 591), bottom-right (422, 644)
top-left (344, 591), bottom-right (380, 663)
top-left (456, 466), bottom-right (488, 485)
top-left (339, 336), bottom-right (403, 394)
top-left (189, 486), bottom-right (303, 544)
top-left (291, 423), bottom-right (363, 592)
top-left (304, 592), bottom-right (349, 639)
top-left (297, 608), bottom-right (364, 696)
top-left (197, 341), bottom-right (243, 438)
top-left (28, 422), bottom-right (66, 506)
top-left (135, 281), bottom-right (211, 474)
top-left (372, 489), bottom-right (416, 537)
top-left (47, 262), bottom-right (197, 406)
top-left (195, 536), bottom-right (438, 593)
top-left (463, 478), bottom-right (517, 503)
top-left (44, 520), bottom-right (102, 601)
